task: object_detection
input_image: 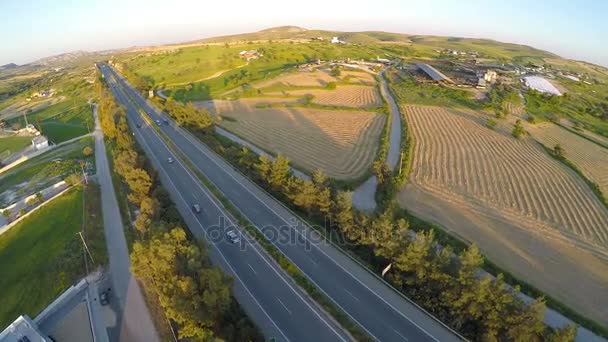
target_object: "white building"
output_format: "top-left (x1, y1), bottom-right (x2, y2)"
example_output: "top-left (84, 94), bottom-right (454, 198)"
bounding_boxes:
top-left (331, 37), bottom-right (344, 44)
top-left (32, 136), bottom-right (49, 150)
top-left (0, 315), bottom-right (51, 342)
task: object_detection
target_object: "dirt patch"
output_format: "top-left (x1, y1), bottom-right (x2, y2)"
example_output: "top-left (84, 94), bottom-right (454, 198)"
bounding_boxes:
top-left (214, 105), bottom-right (385, 179)
top-left (281, 86), bottom-right (382, 108)
top-left (255, 69), bottom-right (339, 88)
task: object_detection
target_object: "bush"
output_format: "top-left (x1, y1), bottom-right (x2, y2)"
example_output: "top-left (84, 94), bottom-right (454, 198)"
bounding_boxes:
top-left (486, 118), bottom-right (498, 129)
top-left (82, 146), bottom-right (94, 157)
top-left (512, 119), bottom-right (526, 139)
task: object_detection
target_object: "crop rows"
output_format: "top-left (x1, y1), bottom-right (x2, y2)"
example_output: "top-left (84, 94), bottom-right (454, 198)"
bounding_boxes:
top-left (404, 105), bottom-right (608, 251)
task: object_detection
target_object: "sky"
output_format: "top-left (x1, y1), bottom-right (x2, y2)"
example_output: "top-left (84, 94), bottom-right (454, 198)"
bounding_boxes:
top-left (1, 0), bottom-right (607, 66)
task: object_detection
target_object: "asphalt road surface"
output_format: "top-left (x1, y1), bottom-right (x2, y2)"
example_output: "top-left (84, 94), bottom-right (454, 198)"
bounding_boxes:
top-left (94, 106), bottom-right (160, 342)
top-left (103, 64), bottom-right (463, 342)
top-left (99, 64), bottom-right (350, 342)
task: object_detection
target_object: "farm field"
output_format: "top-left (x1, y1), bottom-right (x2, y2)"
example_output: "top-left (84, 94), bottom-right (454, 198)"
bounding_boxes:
top-left (0, 185), bottom-right (106, 328)
top-left (275, 85), bottom-right (382, 108)
top-left (0, 136), bottom-right (31, 158)
top-left (6, 99), bottom-right (92, 144)
top-left (526, 121), bottom-right (608, 196)
top-left (254, 69), bottom-right (339, 89)
top-left (0, 137), bottom-right (94, 207)
top-left (559, 118), bottom-right (608, 148)
top-left (398, 105), bottom-right (608, 325)
top-left (211, 103), bottom-right (385, 179)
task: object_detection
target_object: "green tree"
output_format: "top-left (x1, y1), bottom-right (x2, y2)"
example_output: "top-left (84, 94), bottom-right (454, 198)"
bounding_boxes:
top-left (255, 155), bottom-right (272, 180)
top-left (486, 118), bottom-right (497, 129)
top-left (545, 324), bottom-right (577, 342)
top-left (269, 155), bottom-right (291, 190)
top-left (82, 146), bottom-right (94, 157)
top-left (512, 119), bottom-right (526, 139)
top-left (131, 228), bottom-right (232, 340)
top-left (553, 143), bottom-right (565, 159)
top-left (2, 209), bottom-right (10, 219)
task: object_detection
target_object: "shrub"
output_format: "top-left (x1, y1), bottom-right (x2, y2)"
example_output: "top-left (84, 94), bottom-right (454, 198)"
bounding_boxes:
top-left (82, 146), bottom-right (94, 157)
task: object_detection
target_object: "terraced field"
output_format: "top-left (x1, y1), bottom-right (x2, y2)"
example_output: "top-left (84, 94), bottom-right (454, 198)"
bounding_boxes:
top-left (284, 85), bottom-right (382, 108)
top-left (402, 105), bottom-right (608, 250)
top-left (215, 105), bottom-right (385, 179)
top-left (527, 122), bottom-right (608, 196)
top-left (398, 105), bottom-right (608, 324)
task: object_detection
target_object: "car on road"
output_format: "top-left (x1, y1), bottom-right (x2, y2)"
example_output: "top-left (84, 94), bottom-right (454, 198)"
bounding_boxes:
top-left (192, 204), bottom-right (201, 213)
top-left (155, 119), bottom-right (161, 126)
top-left (167, 157), bottom-right (174, 164)
top-left (136, 122), bottom-right (142, 128)
top-left (162, 117), bottom-right (169, 124)
top-left (226, 230), bottom-right (241, 244)
top-left (100, 291), bottom-right (110, 305)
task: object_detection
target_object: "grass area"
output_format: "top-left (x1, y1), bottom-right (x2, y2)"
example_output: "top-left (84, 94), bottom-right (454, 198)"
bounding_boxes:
top-left (133, 42), bottom-right (393, 101)
top-left (8, 99), bottom-right (93, 144)
top-left (0, 184), bottom-right (106, 328)
top-left (389, 71), bottom-right (480, 109)
top-left (524, 79), bottom-right (608, 138)
top-left (0, 137), bottom-right (94, 207)
top-left (0, 136), bottom-right (31, 156)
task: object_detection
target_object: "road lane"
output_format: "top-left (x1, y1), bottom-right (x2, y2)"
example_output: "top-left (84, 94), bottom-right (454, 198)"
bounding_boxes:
top-left (100, 64), bottom-right (351, 342)
top-left (105, 64), bottom-right (463, 342)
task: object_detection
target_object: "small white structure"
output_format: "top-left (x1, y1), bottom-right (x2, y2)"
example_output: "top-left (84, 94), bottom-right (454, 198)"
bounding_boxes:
top-left (523, 76), bottom-right (562, 96)
top-left (562, 75), bottom-right (580, 82)
top-left (32, 136), bottom-right (49, 150)
top-left (331, 37), bottom-right (344, 44)
top-left (148, 90), bottom-right (154, 98)
top-left (0, 315), bottom-right (51, 342)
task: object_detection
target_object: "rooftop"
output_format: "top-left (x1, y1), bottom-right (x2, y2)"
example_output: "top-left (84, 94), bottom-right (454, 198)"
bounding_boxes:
top-left (417, 63), bottom-right (454, 83)
top-left (0, 316), bottom-right (51, 342)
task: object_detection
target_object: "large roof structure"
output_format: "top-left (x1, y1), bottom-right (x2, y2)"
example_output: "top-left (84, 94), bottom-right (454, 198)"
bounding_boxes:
top-left (417, 63), bottom-right (454, 83)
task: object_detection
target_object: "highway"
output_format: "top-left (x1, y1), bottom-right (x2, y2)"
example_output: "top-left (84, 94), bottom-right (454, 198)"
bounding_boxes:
top-left (98, 64), bottom-right (350, 342)
top-left (104, 64), bottom-right (463, 341)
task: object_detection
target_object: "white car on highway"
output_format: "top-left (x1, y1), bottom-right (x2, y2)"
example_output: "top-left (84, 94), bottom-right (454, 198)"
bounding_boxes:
top-left (226, 230), bottom-right (241, 244)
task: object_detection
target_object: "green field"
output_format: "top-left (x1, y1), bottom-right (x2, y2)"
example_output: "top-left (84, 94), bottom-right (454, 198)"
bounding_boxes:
top-left (7, 99), bottom-right (93, 143)
top-left (0, 185), bottom-right (106, 328)
top-left (129, 42), bottom-right (395, 101)
top-left (0, 136), bottom-right (31, 156)
top-left (0, 137), bottom-right (94, 207)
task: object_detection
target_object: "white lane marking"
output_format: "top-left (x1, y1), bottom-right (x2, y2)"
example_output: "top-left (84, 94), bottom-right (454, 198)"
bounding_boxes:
top-left (393, 328), bottom-right (409, 341)
top-left (277, 298), bottom-right (292, 315)
top-left (172, 123), bottom-right (441, 341)
top-left (305, 254), bottom-right (318, 266)
top-left (344, 289), bottom-right (359, 302)
top-left (112, 75), bottom-right (349, 342)
top-left (247, 263), bottom-right (257, 275)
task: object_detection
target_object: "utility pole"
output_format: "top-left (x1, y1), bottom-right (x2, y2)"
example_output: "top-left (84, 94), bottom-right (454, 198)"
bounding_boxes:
top-left (80, 161), bottom-right (88, 184)
top-left (78, 231), bottom-right (95, 266)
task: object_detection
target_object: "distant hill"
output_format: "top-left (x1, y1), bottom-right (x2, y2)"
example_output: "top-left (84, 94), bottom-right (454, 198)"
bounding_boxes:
top-left (0, 63), bottom-right (18, 71)
top-left (190, 26), bottom-right (558, 60)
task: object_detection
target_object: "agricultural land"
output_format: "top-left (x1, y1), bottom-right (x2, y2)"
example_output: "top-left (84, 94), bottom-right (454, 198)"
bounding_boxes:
top-left (398, 105), bottom-right (608, 326)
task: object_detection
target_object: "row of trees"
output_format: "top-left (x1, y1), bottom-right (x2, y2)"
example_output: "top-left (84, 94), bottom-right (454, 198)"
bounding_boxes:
top-left (163, 97), bottom-right (213, 129)
top-left (232, 150), bottom-right (576, 341)
top-left (96, 78), bottom-right (261, 341)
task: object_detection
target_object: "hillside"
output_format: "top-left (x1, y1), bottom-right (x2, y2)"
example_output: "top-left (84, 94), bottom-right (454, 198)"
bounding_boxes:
top-left (191, 26), bottom-right (557, 60)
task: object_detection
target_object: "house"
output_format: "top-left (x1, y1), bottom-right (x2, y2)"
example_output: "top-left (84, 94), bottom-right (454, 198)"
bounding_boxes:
top-left (477, 70), bottom-right (497, 83)
top-left (376, 57), bottom-right (391, 65)
top-left (477, 78), bottom-right (487, 88)
top-left (331, 37), bottom-right (344, 44)
top-left (32, 136), bottom-right (49, 150)
top-left (239, 50), bottom-right (261, 61)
